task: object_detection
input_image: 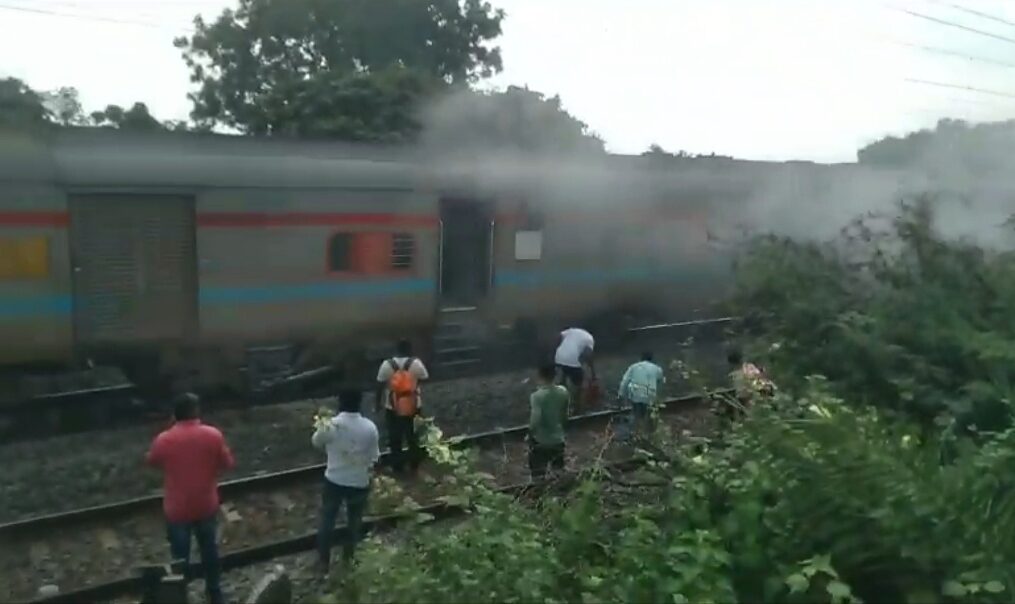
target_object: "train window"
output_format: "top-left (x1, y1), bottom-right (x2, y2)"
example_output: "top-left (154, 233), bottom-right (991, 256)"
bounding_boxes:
top-left (391, 233), bottom-right (415, 269)
top-left (327, 233), bottom-right (352, 272)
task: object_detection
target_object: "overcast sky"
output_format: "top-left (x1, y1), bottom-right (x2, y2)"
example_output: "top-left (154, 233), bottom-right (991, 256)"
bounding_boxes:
top-left (2, 0), bottom-right (1015, 162)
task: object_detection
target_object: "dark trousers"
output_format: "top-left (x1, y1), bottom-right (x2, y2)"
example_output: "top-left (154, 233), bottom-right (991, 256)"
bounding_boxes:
top-left (556, 364), bottom-right (584, 390)
top-left (632, 402), bottom-right (654, 434)
top-left (386, 410), bottom-right (420, 473)
top-left (528, 443), bottom-right (566, 478)
top-left (166, 514), bottom-right (223, 604)
top-left (317, 479), bottom-right (370, 565)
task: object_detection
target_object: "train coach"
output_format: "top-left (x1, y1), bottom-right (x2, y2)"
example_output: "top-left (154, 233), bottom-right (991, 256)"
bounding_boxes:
top-left (0, 128), bottom-right (747, 401)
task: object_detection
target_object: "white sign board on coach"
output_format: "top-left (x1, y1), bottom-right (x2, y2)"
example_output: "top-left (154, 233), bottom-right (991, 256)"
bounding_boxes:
top-left (514, 230), bottom-right (543, 261)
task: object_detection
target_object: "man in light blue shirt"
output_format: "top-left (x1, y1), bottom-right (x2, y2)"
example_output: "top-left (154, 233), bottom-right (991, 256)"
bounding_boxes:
top-left (618, 351), bottom-right (665, 433)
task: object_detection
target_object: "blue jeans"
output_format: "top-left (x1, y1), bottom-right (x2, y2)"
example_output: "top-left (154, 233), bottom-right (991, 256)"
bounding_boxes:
top-left (166, 514), bottom-right (223, 604)
top-left (318, 479), bottom-right (370, 565)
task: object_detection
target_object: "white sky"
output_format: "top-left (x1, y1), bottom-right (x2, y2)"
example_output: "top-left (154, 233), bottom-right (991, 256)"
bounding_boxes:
top-left (2, 0), bottom-right (1015, 162)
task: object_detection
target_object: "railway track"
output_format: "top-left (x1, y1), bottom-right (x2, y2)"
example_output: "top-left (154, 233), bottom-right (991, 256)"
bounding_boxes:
top-left (3, 391), bottom-right (726, 604)
top-left (0, 317), bottom-right (735, 444)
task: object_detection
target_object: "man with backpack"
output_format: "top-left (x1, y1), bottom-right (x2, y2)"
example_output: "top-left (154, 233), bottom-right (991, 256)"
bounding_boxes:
top-left (375, 339), bottom-right (429, 475)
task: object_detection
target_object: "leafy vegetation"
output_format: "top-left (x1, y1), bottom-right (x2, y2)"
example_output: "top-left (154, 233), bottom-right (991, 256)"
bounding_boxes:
top-left (317, 382), bottom-right (1015, 603)
top-left (857, 118), bottom-right (1015, 172)
top-left (0, 77), bottom-right (169, 132)
top-left (731, 199), bottom-right (1015, 432)
top-left (174, 0), bottom-right (503, 137)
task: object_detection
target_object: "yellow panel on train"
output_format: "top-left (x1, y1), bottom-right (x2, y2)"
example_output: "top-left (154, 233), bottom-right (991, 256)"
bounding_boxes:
top-left (0, 236), bottom-right (49, 279)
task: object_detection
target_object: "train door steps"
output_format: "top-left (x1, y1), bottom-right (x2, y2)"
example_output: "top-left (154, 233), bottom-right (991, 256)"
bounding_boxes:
top-left (433, 308), bottom-right (486, 376)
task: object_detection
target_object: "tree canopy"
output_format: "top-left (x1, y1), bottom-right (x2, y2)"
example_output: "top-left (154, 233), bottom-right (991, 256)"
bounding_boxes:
top-left (90, 102), bottom-right (165, 132)
top-left (0, 78), bottom-right (51, 130)
top-left (0, 77), bottom-right (169, 132)
top-left (174, 0), bottom-right (504, 135)
top-left (857, 118), bottom-right (1015, 172)
top-left (421, 86), bottom-right (606, 154)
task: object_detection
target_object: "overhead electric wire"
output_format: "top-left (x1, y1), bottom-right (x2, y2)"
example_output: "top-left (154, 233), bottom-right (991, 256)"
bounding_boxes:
top-left (888, 4), bottom-right (1015, 46)
top-left (924, 0), bottom-right (1015, 30)
top-left (0, 1), bottom-right (194, 31)
top-left (906, 78), bottom-right (1015, 99)
top-left (885, 38), bottom-right (1015, 69)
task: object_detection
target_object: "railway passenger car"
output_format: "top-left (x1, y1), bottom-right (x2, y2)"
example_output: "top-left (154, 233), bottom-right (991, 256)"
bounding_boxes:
top-left (0, 128), bottom-right (746, 397)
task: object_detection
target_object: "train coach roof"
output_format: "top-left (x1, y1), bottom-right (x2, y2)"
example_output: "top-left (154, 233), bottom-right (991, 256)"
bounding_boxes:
top-left (1, 128), bottom-right (903, 202)
top-left (48, 128), bottom-right (420, 190)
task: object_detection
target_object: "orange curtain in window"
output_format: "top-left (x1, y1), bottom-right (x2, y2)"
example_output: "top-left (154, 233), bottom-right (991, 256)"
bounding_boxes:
top-left (351, 233), bottom-right (392, 275)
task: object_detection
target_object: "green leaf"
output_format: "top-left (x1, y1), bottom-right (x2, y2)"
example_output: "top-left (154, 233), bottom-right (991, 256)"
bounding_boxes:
top-left (827, 581), bottom-right (852, 601)
top-left (787, 573), bottom-right (809, 594)
top-left (942, 581), bottom-right (966, 597)
top-left (984, 581), bottom-right (1005, 594)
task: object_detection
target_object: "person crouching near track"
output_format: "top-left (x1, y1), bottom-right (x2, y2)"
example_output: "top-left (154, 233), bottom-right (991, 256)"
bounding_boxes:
top-left (313, 387), bottom-right (380, 573)
top-left (725, 349), bottom-right (776, 422)
top-left (554, 326), bottom-right (596, 412)
top-left (529, 363), bottom-right (570, 479)
top-left (618, 351), bottom-right (666, 436)
top-left (145, 393), bottom-right (234, 604)
top-left (375, 339), bottom-right (429, 475)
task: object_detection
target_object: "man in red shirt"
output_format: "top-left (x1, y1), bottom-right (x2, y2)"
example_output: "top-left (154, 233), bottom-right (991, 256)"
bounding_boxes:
top-left (146, 393), bottom-right (234, 604)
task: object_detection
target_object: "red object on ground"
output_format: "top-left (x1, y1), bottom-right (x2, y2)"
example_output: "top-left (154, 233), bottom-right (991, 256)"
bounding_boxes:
top-left (146, 420), bottom-right (236, 523)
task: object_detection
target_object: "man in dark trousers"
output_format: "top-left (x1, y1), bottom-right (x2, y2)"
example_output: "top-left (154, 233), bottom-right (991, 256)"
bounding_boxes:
top-left (375, 339), bottom-right (429, 474)
top-left (313, 387), bottom-right (380, 571)
top-left (146, 393), bottom-right (234, 604)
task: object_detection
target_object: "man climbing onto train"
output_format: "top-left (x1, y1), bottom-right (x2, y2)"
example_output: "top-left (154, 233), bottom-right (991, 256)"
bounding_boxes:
top-left (313, 387), bottom-right (380, 572)
top-left (554, 325), bottom-right (596, 413)
top-left (145, 393), bottom-right (234, 604)
top-left (375, 339), bottom-right (429, 475)
top-left (529, 363), bottom-right (570, 479)
top-left (618, 351), bottom-right (666, 436)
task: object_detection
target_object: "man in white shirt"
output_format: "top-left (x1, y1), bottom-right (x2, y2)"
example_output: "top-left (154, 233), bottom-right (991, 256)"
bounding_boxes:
top-left (375, 339), bottom-right (429, 474)
top-left (554, 327), bottom-right (595, 400)
top-left (312, 388), bottom-right (379, 570)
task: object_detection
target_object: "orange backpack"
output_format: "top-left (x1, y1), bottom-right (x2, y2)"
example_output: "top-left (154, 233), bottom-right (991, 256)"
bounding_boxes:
top-left (388, 358), bottom-right (419, 417)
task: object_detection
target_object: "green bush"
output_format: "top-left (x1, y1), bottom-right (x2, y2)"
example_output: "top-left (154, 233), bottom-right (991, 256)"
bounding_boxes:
top-left (317, 385), bottom-right (1015, 604)
top-left (731, 199), bottom-right (1015, 431)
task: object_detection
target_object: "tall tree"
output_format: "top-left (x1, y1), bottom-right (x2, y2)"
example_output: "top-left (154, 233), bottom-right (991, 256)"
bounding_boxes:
top-left (421, 86), bottom-right (606, 154)
top-left (0, 77), bottom-right (51, 129)
top-left (41, 87), bottom-right (87, 126)
top-left (174, 0), bottom-right (504, 135)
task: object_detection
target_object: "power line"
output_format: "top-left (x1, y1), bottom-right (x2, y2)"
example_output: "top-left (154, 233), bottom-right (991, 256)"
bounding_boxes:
top-left (924, 0), bottom-right (1015, 30)
top-left (889, 4), bottom-right (1015, 46)
top-left (906, 78), bottom-right (1015, 99)
top-left (883, 38), bottom-right (1015, 69)
top-left (0, 2), bottom-right (194, 31)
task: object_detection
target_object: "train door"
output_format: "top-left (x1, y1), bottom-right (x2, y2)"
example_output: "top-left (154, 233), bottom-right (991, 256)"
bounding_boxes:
top-left (438, 199), bottom-right (493, 309)
top-left (69, 194), bottom-right (198, 352)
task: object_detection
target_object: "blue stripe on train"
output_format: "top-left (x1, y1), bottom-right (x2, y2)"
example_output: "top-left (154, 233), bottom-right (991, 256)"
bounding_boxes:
top-left (0, 267), bottom-right (705, 318)
top-left (198, 278), bottom-right (435, 304)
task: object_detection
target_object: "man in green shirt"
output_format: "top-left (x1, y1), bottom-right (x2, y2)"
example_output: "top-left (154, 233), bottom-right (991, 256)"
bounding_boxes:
top-left (529, 363), bottom-right (569, 478)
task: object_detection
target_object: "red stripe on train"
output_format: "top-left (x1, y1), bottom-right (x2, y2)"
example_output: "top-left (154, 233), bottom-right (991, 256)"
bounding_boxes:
top-left (0, 212), bottom-right (69, 227)
top-left (0, 212), bottom-right (437, 228)
top-left (196, 212), bottom-right (438, 228)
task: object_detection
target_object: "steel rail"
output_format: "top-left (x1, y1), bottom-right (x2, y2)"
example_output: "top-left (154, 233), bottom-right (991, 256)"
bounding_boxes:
top-left (1, 390), bottom-right (726, 541)
top-left (23, 393), bottom-right (707, 604)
